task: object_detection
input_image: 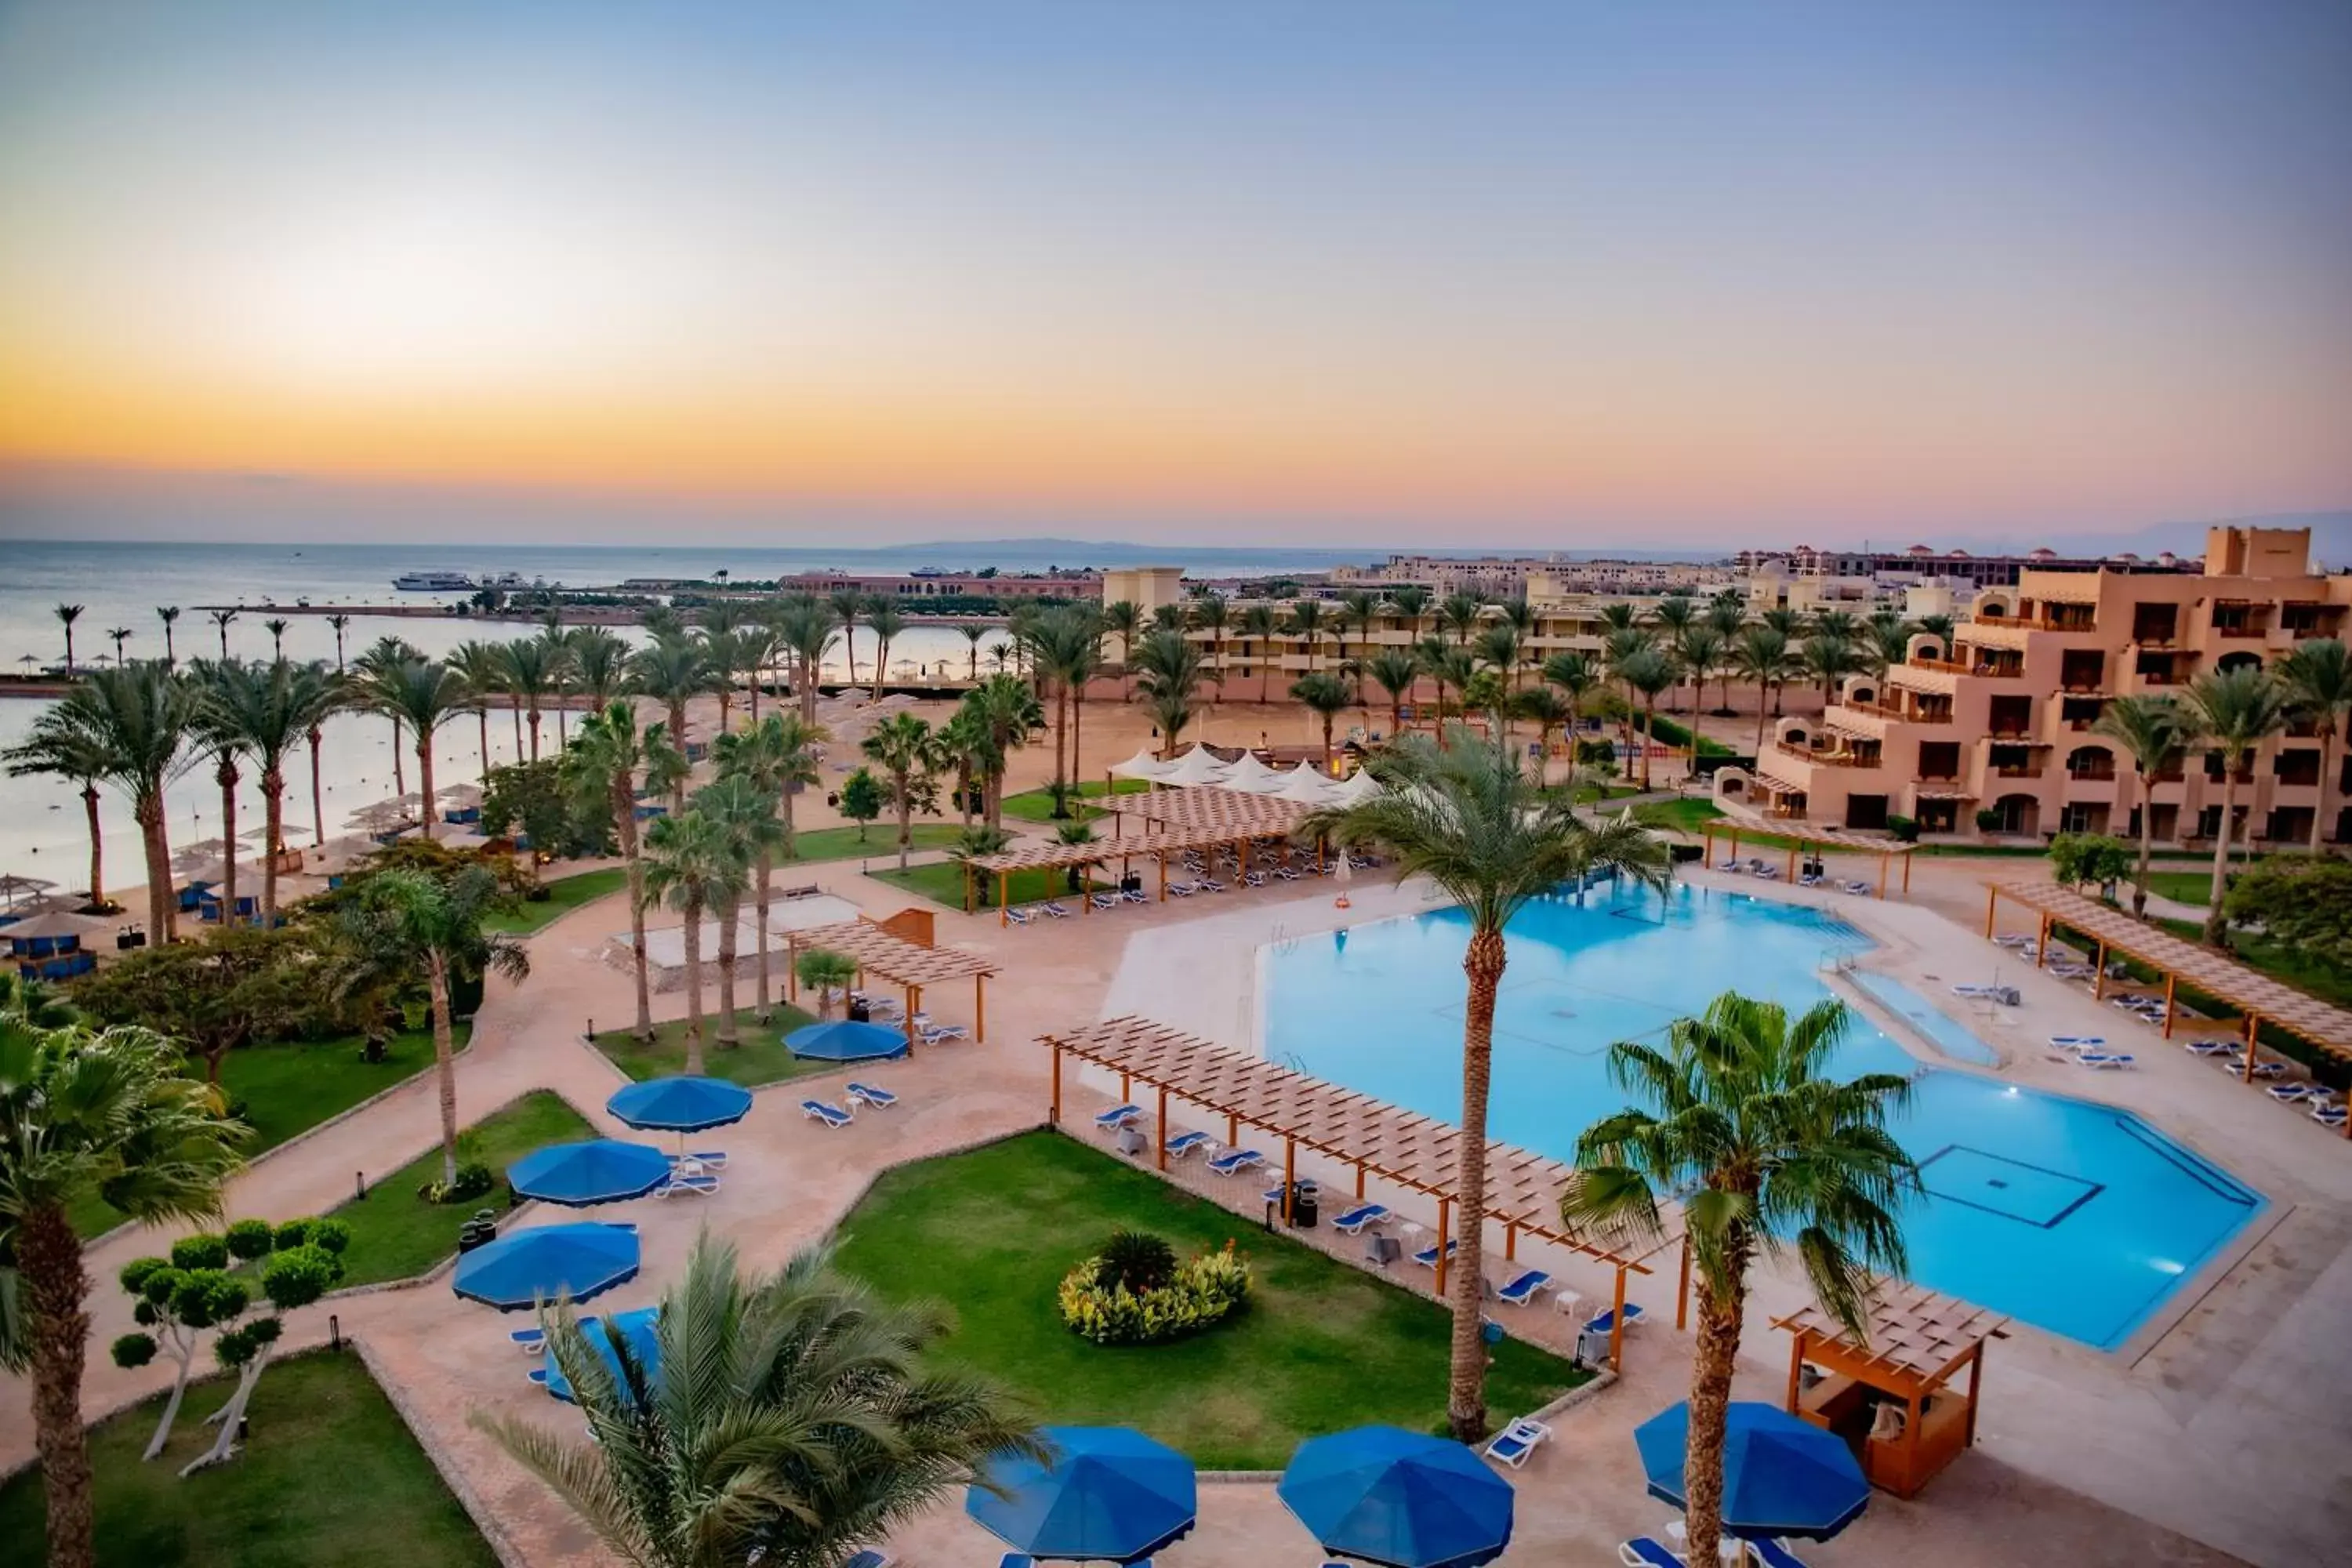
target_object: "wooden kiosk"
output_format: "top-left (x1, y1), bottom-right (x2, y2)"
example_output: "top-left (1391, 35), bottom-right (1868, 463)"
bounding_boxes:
top-left (1773, 1285), bottom-right (2006, 1499)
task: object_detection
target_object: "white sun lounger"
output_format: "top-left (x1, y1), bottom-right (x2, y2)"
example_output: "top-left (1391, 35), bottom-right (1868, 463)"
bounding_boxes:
top-left (2077, 1053), bottom-right (2136, 1069)
top-left (1483, 1416), bottom-right (1552, 1468)
top-left (1332, 1203), bottom-right (1390, 1233)
top-left (1163, 1130), bottom-right (1210, 1157)
top-left (800, 1099), bottom-right (854, 1128)
top-left (846, 1083), bottom-right (898, 1109)
top-left (1094, 1104), bottom-right (1142, 1131)
top-left (1206, 1148), bottom-right (1265, 1176)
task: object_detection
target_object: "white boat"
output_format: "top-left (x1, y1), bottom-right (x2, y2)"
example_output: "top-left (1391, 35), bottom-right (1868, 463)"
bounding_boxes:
top-left (393, 570), bottom-right (474, 591)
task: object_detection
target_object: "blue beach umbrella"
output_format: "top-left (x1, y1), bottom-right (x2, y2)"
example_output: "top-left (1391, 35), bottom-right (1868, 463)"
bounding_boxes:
top-left (452, 1222), bottom-right (641, 1312)
top-left (607, 1075), bottom-right (754, 1134)
top-left (1635, 1401), bottom-right (1869, 1541)
top-left (966, 1425), bottom-right (1198, 1563)
top-left (1279, 1425), bottom-right (1514, 1568)
top-left (784, 1018), bottom-right (909, 1062)
top-left (543, 1305), bottom-right (662, 1404)
top-left (507, 1138), bottom-right (673, 1207)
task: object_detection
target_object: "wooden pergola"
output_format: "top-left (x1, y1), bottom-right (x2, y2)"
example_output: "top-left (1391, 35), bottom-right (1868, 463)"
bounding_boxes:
top-left (1102, 785), bottom-right (1315, 837)
top-left (782, 920), bottom-right (998, 1047)
top-left (1774, 1284), bottom-right (2008, 1498)
top-left (1040, 1016), bottom-right (1668, 1370)
top-left (1700, 818), bottom-right (1917, 898)
top-left (965, 817), bottom-right (1319, 925)
top-left (1984, 880), bottom-right (2352, 1130)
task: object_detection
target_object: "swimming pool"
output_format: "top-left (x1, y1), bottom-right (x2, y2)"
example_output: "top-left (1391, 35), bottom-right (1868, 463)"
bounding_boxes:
top-left (1845, 970), bottom-right (2002, 1066)
top-left (1263, 883), bottom-right (2264, 1349)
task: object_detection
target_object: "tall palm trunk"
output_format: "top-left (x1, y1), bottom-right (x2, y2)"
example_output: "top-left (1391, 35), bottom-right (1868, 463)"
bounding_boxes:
top-left (391, 717), bottom-right (405, 796)
top-left (137, 789), bottom-right (173, 941)
top-left (1754, 687), bottom-right (1771, 756)
top-left (613, 773), bottom-right (655, 1040)
top-left (511, 701), bottom-right (524, 755)
top-left (309, 726), bottom-right (326, 844)
top-left (216, 757), bottom-right (239, 923)
top-left (427, 951), bottom-right (460, 1185)
top-left (681, 891), bottom-right (708, 1073)
top-left (2314, 725), bottom-right (2338, 854)
top-left (20, 1202), bottom-right (96, 1568)
top-left (1447, 927), bottom-right (1505, 1441)
top-left (556, 703), bottom-right (568, 749)
top-left (2130, 767), bottom-right (2155, 918)
top-left (1682, 1264), bottom-right (1750, 1567)
top-left (667, 701), bottom-right (690, 809)
top-left (260, 765), bottom-right (285, 924)
top-left (1640, 693), bottom-right (1658, 789)
top-left (416, 728), bottom-right (437, 843)
top-left (713, 888), bottom-right (741, 1047)
top-left (80, 784), bottom-right (103, 910)
top-left (527, 706), bottom-right (542, 764)
top-left (1073, 684), bottom-right (1085, 790)
top-left (1052, 679), bottom-right (1069, 803)
top-left (752, 846), bottom-right (775, 1022)
top-left (897, 797), bottom-right (915, 872)
top-left (2204, 761), bottom-right (2238, 945)
top-left (477, 710), bottom-right (492, 779)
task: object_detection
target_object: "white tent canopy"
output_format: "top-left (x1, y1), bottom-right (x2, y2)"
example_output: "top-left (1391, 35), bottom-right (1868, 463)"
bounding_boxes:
top-left (1108, 748), bottom-right (1173, 782)
top-left (1271, 764), bottom-right (1342, 806)
top-left (1330, 769), bottom-right (1385, 806)
top-left (1160, 745), bottom-right (1233, 788)
top-left (1218, 751), bottom-right (1285, 792)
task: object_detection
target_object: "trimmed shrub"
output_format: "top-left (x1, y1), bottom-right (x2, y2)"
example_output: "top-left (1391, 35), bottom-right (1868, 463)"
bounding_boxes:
top-left (1058, 1241), bottom-right (1251, 1346)
top-left (169, 1233), bottom-right (230, 1272)
top-left (225, 1218), bottom-right (276, 1261)
top-left (421, 1161), bottom-right (495, 1204)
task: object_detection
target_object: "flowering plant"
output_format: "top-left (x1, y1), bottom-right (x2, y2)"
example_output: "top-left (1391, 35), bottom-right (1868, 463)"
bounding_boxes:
top-left (1058, 1238), bottom-right (1251, 1346)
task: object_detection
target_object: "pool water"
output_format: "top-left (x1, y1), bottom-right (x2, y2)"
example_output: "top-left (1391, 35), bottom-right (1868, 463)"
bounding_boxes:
top-left (1264, 883), bottom-right (2264, 1349)
top-left (1846, 971), bottom-right (2002, 1066)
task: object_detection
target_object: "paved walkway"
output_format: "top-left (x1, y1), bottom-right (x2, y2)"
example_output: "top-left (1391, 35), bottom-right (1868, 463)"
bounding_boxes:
top-left (12, 829), bottom-right (2336, 1567)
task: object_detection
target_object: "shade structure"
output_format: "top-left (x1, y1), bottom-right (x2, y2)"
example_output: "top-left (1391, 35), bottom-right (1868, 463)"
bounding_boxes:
top-left (1279, 1426), bottom-right (1514, 1568)
top-left (1330, 769), bottom-right (1385, 806)
top-left (1109, 747), bottom-right (1173, 782)
top-left (785, 1018), bottom-right (911, 1062)
top-left (1272, 764), bottom-right (1342, 807)
top-left (452, 1222), bottom-right (640, 1312)
top-left (0, 909), bottom-right (111, 941)
top-left (966, 1425), bottom-right (1198, 1564)
top-left (543, 1306), bottom-right (662, 1404)
top-left (1635, 1401), bottom-right (1869, 1541)
top-left (1218, 750), bottom-right (1284, 791)
top-left (507, 1138), bottom-right (673, 1207)
top-left (1159, 745), bottom-right (1232, 787)
top-left (607, 1075), bottom-right (755, 1134)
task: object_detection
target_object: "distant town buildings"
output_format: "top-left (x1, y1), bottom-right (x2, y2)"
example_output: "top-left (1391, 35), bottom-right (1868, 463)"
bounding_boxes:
top-left (1330, 554), bottom-right (1736, 597)
top-left (1735, 542), bottom-right (2195, 588)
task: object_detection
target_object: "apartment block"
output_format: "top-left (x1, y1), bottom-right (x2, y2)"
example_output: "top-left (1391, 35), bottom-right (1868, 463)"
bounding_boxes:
top-left (1719, 527), bottom-right (2351, 844)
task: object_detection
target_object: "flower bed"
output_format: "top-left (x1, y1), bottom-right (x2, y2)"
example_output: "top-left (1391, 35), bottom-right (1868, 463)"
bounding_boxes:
top-left (1058, 1241), bottom-right (1252, 1346)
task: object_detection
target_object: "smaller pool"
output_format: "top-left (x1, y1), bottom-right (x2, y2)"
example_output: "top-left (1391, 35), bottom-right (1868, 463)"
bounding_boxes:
top-left (1847, 971), bottom-right (2002, 1066)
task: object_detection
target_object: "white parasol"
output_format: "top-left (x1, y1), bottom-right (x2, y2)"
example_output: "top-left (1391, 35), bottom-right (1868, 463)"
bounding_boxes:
top-left (1159, 745), bottom-right (1233, 788)
top-left (1108, 747), bottom-right (1173, 782)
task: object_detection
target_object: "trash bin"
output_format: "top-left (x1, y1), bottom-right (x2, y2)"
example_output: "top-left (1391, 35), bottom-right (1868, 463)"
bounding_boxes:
top-left (1287, 1180), bottom-right (1319, 1229)
top-left (1115, 1126), bottom-right (1146, 1157)
top-left (1365, 1234), bottom-right (1402, 1266)
top-left (1576, 1328), bottom-right (1610, 1369)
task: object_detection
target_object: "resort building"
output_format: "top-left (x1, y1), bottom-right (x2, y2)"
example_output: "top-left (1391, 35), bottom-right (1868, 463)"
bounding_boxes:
top-left (1329, 553), bottom-right (1735, 596)
top-left (1735, 541), bottom-right (2200, 588)
top-left (1098, 565), bottom-right (1189, 618)
top-left (1721, 525), bottom-right (2352, 841)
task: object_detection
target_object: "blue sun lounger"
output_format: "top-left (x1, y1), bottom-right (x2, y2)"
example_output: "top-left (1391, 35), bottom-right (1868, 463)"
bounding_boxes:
top-left (1206, 1148), bottom-right (1265, 1176)
top-left (1163, 1130), bottom-right (1210, 1157)
top-left (1618, 1538), bottom-right (1686, 1568)
top-left (1412, 1238), bottom-right (1458, 1269)
top-left (1483, 1416), bottom-right (1551, 1468)
top-left (1584, 1302), bottom-right (1646, 1336)
top-left (1094, 1104), bottom-right (1142, 1131)
top-left (800, 1099), bottom-right (854, 1128)
top-left (2077, 1052), bottom-right (2136, 1070)
top-left (1332, 1203), bottom-right (1389, 1233)
top-left (1495, 1269), bottom-right (1553, 1306)
top-left (1750, 1540), bottom-right (1809, 1568)
top-left (846, 1083), bottom-right (898, 1109)
top-left (510, 1327), bottom-right (544, 1354)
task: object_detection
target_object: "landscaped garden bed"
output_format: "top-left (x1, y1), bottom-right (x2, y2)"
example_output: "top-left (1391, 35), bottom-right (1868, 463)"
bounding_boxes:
top-left (593, 1003), bottom-right (828, 1087)
top-left (830, 1130), bottom-right (1586, 1468)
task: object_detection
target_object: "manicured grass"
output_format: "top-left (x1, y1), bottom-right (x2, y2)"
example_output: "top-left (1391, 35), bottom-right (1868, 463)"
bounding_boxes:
top-left (831, 1131), bottom-right (1588, 1467)
top-left (1630, 797), bottom-right (1721, 833)
top-left (0, 1350), bottom-right (496, 1568)
top-left (485, 866), bottom-right (629, 932)
top-left (2152, 917), bottom-right (2352, 1011)
top-left (72, 1027), bottom-right (461, 1238)
top-left (1000, 778), bottom-right (1152, 822)
top-left (870, 861), bottom-right (1104, 910)
top-left (2145, 869), bottom-right (2220, 906)
top-left (782, 823), bottom-right (963, 863)
top-left (327, 1091), bottom-right (594, 1287)
top-left (593, 1002), bottom-right (828, 1087)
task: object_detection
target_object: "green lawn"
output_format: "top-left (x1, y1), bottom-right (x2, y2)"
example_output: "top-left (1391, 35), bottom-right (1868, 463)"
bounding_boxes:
top-left (1000, 778), bottom-right (1152, 823)
top-left (0, 1351), bottom-right (495, 1568)
top-left (485, 866), bottom-right (630, 932)
top-left (2153, 917), bottom-right (2352, 1011)
top-left (74, 1027), bottom-right (463, 1238)
top-left (593, 1002), bottom-right (829, 1087)
top-left (1629, 797), bottom-right (1721, 833)
top-left (2146, 869), bottom-right (2220, 906)
top-left (782, 823), bottom-right (964, 864)
top-left (871, 861), bottom-right (1104, 911)
top-left (327, 1091), bottom-right (594, 1288)
top-left (831, 1131), bottom-right (1587, 1467)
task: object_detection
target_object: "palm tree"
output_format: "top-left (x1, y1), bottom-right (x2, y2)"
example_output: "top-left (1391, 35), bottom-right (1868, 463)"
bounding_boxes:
top-left (1439, 591), bottom-right (1484, 648)
top-left (496, 637), bottom-right (561, 763)
top-left (1512, 687), bottom-right (1573, 779)
top-left (2093, 695), bottom-right (2193, 918)
top-left (862, 713), bottom-right (944, 872)
top-left (53, 603), bottom-right (84, 672)
top-left (543, 625), bottom-right (580, 750)
top-left (1304, 728), bottom-right (1671, 1439)
top-left (1190, 593), bottom-right (1231, 702)
top-left (564, 702), bottom-right (686, 1041)
top-left (197, 658), bottom-right (341, 922)
top-left (450, 640), bottom-right (509, 779)
top-left (953, 621), bottom-right (989, 684)
top-left (1287, 600), bottom-right (1328, 674)
top-left (714, 713), bottom-right (823, 1020)
top-left (338, 866), bottom-right (528, 1184)
top-left (1239, 604), bottom-right (1279, 703)
top-left (3, 724), bottom-right (110, 911)
top-left (1290, 672), bottom-right (1352, 772)
top-left (2180, 666), bottom-right (2292, 941)
top-left (6, 663), bottom-right (198, 938)
top-left (690, 777), bottom-right (775, 1047)
top-left (1730, 625), bottom-right (1796, 752)
top-left (355, 635), bottom-right (423, 796)
top-left (1133, 627), bottom-right (1207, 759)
top-left (1812, 608), bottom-right (1860, 643)
top-left (156, 605), bottom-right (181, 667)
top-left (964, 674), bottom-right (1043, 827)
top-left (207, 608), bottom-right (237, 659)
top-left (567, 626), bottom-right (633, 714)
top-left (1336, 588), bottom-right (1381, 671)
top-left (632, 637), bottom-right (717, 804)
top-left (1025, 606), bottom-right (1101, 810)
top-left (1602, 626), bottom-right (1657, 746)
top-left (937, 703), bottom-right (993, 828)
top-left (1864, 613), bottom-right (1918, 681)
top-left (1541, 652), bottom-right (1598, 791)
top-left (1367, 648), bottom-right (1424, 738)
top-left (775, 601), bottom-right (836, 724)
top-left (262, 617), bottom-right (289, 659)
top-left (106, 627), bottom-right (134, 666)
top-left (1800, 633), bottom-right (1861, 701)
top-left (862, 602), bottom-right (907, 703)
top-left (1101, 600), bottom-right (1143, 691)
top-left (1678, 626), bottom-right (1726, 720)
top-left (1472, 622), bottom-right (1522, 694)
top-left (353, 655), bottom-right (469, 842)
top-left (1388, 583), bottom-right (1432, 641)
top-left (325, 612), bottom-right (350, 671)
top-left (1562, 993), bottom-right (1915, 1567)
top-left (1617, 646), bottom-right (1679, 789)
top-left (642, 809), bottom-right (741, 1072)
top-left (478, 1234), bottom-right (1037, 1568)
top-left (2277, 639), bottom-right (2351, 853)
top-left (1, 1006), bottom-right (245, 1568)
top-left (829, 589), bottom-right (866, 688)
top-left (189, 660), bottom-right (252, 921)
top-left (1425, 644), bottom-right (1474, 738)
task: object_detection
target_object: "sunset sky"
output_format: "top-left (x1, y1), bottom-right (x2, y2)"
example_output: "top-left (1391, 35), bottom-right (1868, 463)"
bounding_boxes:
top-left (2, 1), bottom-right (2348, 548)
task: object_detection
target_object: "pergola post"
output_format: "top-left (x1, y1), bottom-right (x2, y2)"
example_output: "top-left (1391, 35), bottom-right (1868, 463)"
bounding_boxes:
top-left (2161, 972), bottom-right (2176, 1037)
top-left (1120, 1069), bottom-right (1131, 1102)
top-left (1984, 884), bottom-right (1998, 938)
top-left (1050, 1041), bottom-right (1062, 1124)
top-left (2243, 1012), bottom-right (2259, 1083)
top-left (1355, 1161), bottom-right (1366, 1200)
top-left (1282, 1138), bottom-right (1296, 1223)
top-left (1225, 1112), bottom-right (1237, 1145)
top-left (1434, 1198), bottom-right (1452, 1298)
top-left (2035, 910), bottom-right (2051, 967)
top-left (1902, 853), bottom-right (1912, 895)
top-left (1784, 1330), bottom-right (1807, 1412)
top-left (1964, 1343), bottom-right (1984, 1444)
top-left (1158, 850), bottom-right (1168, 902)
top-left (975, 974), bottom-right (987, 1042)
top-left (1785, 841), bottom-right (1798, 881)
top-left (1504, 1222), bottom-right (1517, 1262)
top-left (963, 861), bottom-right (975, 915)
top-left (904, 984), bottom-right (920, 1051)
top-left (1609, 1265), bottom-right (1629, 1370)
top-left (1876, 848), bottom-right (1889, 898)
top-left (1156, 1087), bottom-right (1169, 1171)
top-left (2092, 941), bottom-right (2107, 1000)
top-left (998, 870), bottom-right (1009, 927)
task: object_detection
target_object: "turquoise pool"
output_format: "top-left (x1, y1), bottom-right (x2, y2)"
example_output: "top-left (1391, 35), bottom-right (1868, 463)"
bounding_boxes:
top-left (1264, 883), bottom-right (2264, 1349)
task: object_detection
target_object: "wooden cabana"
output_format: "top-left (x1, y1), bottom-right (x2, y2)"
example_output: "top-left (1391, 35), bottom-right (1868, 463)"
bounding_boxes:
top-left (1102, 785), bottom-right (1314, 838)
top-left (1040, 1015), bottom-right (1664, 1370)
top-left (1700, 818), bottom-right (1917, 898)
top-left (1774, 1285), bottom-right (2007, 1498)
top-left (782, 920), bottom-right (997, 1046)
top-left (966, 817), bottom-right (1315, 924)
top-left (1984, 880), bottom-right (2352, 1128)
